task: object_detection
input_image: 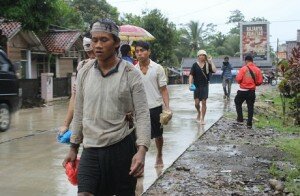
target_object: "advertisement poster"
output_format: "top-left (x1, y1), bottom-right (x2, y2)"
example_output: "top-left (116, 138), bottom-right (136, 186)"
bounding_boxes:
top-left (240, 22), bottom-right (269, 61)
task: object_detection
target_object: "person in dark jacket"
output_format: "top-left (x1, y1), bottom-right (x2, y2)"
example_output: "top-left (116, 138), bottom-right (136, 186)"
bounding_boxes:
top-left (221, 56), bottom-right (233, 100)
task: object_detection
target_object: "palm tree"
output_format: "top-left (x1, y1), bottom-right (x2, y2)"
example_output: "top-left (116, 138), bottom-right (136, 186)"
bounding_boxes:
top-left (181, 21), bottom-right (204, 57)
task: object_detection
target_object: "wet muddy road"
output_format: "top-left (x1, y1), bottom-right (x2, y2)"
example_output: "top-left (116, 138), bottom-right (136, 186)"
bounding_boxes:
top-left (144, 117), bottom-right (293, 196)
top-left (0, 84), bottom-right (237, 195)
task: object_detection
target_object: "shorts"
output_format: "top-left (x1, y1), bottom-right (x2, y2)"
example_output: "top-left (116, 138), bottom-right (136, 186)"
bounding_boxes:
top-left (150, 105), bottom-right (163, 139)
top-left (194, 85), bottom-right (209, 101)
top-left (78, 132), bottom-right (137, 196)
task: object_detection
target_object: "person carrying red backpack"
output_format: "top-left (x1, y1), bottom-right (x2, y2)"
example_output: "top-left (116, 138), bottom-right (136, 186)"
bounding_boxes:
top-left (234, 55), bottom-right (263, 129)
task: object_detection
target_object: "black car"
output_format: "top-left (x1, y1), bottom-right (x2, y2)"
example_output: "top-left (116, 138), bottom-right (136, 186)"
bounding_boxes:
top-left (0, 49), bottom-right (20, 131)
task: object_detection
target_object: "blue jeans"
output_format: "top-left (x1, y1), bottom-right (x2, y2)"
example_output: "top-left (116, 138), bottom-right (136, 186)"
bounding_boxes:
top-left (222, 77), bottom-right (232, 96)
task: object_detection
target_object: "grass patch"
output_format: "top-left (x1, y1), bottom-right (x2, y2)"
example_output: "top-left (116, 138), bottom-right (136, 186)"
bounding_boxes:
top-left (256, 88), bottom-right (299, 134)
top-left (255, 115), bottom-right (299, 133)
top-left (278, 138), bottom-right (300, 166)
top-left (268, 162), bottom-right (300, 194)
top-left (258, 88), bottom-right (300, 194)
top-left (264, 128), bottom-right (300, 194)
top-left (269, 162), bottom-right (281, 177)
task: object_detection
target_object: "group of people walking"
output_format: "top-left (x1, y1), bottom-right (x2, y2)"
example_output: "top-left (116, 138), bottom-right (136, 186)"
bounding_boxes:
top-left (58, 17), bottom-right (263, 196)
top-left (188, 50), bottom-right (262, 129)
top-left (59, 18), bottom-right (170, 196)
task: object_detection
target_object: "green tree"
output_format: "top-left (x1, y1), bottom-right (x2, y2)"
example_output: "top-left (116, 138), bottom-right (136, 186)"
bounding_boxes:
top-left (53, 1), bottom-right (85, 30)
top-left (121, 10), bottom-right (178, 66)
top-left (0, 0), bottom-right (65, 32)
top-left (175, 28), bottom-right (191, 63)
top-left (181, 21), bottom-right (205, 57)
top-left (210, 32), bottom-right (226, 48)
top-left (250, 17), bottom-right (268, 22)
top-left (70, 0), bottom-right (119, 28)
top-left (224, 34), bottom-right (240, 56)
top-left (285, 47), bottom-right (300, 125)
top-left (202, 23), bottom-right (217, 45)
top-left (205, 32), bottom-right (226, 56)
top-left (227, 9), bottom-right (245, 35)
top-left (142, 9), bottom-right (178, 66)
top-left (120, 13), bottom-right (142, 26)
top-left (227, 9), bottom-right (245, 24)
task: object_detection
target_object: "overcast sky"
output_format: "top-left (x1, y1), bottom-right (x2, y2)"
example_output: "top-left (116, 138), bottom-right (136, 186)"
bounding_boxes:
top-left (107, 0), bottom-right (300, 49)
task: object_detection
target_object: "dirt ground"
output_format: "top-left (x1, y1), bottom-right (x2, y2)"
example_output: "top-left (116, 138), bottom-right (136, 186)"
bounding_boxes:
top-left (144, 116), bottom-right (297, 196)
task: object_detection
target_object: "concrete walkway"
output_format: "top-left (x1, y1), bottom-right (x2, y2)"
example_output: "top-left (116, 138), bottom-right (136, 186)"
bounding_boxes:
top-left (0, 84), bottom-right (238, 195)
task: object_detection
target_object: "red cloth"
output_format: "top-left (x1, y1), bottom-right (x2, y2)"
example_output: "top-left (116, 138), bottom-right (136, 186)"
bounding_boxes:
top-left (65, 158), bottom-right (80, 185)
top-left (133, 59), bottom-right (138, 65)
top-left (236, 63), bottom-right (263, 90)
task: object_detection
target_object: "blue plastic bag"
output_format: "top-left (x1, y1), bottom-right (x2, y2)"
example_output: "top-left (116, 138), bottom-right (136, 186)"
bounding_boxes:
top-left (57, 129), bottom-right (72, 144)
top-left (189, 84), bottom-right (196, 91)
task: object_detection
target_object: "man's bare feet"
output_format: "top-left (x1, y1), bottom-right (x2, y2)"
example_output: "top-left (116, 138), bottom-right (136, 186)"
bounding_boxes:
top-left (155, 166), bottom-right (163, 176)
top-left (155, 155), bottom-right (164, 168)
top-left (196, 113), bottom-right (201, 121)
top-left (200, 119), bottom-right (205, 125)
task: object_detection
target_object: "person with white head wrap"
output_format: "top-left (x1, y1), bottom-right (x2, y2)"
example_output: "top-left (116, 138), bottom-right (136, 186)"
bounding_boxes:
top-left (57, 37), bottom-right (95, 139)
top-left (83, 37), bottom-right (93, 52)
top-left (63, 18), bottom-right (150, 195)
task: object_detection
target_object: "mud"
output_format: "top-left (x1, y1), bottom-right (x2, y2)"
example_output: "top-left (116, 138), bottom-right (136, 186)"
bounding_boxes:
top-left (144, 117), bottom-right (297, 195)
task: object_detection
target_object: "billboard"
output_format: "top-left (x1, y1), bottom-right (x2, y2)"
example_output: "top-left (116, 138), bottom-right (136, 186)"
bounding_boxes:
top-left (240, 22), bottom-right (270, 62)
top-left (286, 41), bottom-right (299, 60)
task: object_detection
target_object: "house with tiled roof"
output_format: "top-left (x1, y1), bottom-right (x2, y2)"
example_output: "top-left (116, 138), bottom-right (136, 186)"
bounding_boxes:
top-left (0, 19), bottom-right (46, 79)
top-left (0, 20), bottom-right (84, 79)
top-left (39, 27), bottom-right (84, 78)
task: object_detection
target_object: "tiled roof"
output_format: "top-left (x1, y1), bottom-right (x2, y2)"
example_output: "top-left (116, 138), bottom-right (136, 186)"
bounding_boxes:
top-left (39, 31), bottom-right (81, 54)
top-left (0, 20), bottom-right (21, 39)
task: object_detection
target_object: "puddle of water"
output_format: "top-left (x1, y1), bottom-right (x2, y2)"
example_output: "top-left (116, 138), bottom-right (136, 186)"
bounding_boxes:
top-left (206, 145), bottom-right (241, 156)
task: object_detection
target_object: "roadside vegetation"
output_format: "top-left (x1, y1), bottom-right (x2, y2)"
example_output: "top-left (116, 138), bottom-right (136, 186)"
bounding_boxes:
top-left (224, 83), bottom-right (299, 194)
top-left (256, 87), bottom-right (299, 194)
top-left (254, 46), bottom-right (300, 194)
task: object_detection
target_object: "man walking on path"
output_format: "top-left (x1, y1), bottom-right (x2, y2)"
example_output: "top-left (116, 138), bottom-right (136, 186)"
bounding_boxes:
top-left (189, 50), bottom-right (217, 124)
top-left (58, 37), bottom-right (95, 135)
top-left (134, 41), bottom-right (171, 167)
top-left (234, 55), bottom-right (263, 129)
top-left (63, 18), bottom-right (151, 196)
top-left (221, 56), bottom-right (233, 100)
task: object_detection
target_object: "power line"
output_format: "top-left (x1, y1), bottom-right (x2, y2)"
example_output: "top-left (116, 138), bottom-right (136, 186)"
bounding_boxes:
top-left (176, 19), bottom-right (300, 27)
top-left (172, 0), bottom-right (232, 19)
top-left (270, 19), bottom-right (300, 23)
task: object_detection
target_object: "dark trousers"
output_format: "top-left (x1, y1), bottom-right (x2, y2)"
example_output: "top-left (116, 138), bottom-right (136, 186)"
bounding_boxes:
top-left (150, 105), bottom-right (163, 139)
top-left (78, 133), bottom-right (137, 196)
top-left (234, 90), bottom-right (256, 126)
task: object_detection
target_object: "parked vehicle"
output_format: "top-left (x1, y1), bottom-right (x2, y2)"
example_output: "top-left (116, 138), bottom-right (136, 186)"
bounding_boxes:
top-left (0, 49), bottom-right (20, 131)
top-left (262, 71), bottom-right (277, 86)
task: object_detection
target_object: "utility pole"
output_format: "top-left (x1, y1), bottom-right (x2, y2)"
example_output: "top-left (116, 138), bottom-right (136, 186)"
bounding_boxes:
top-left (276, 38), bottom-right (279, 75)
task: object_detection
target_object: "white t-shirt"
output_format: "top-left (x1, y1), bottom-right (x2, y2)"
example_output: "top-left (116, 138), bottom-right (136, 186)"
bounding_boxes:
top-left (135, 60), bottom-right (167, 109)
